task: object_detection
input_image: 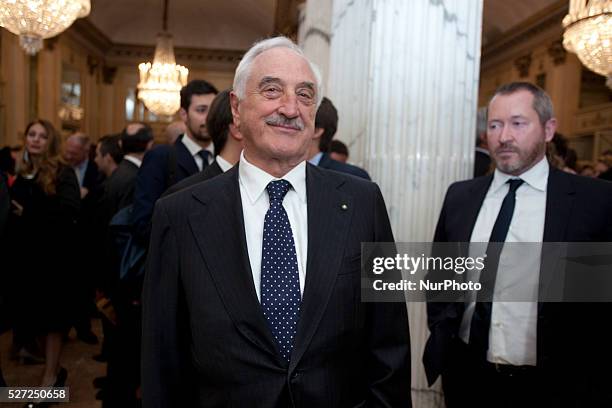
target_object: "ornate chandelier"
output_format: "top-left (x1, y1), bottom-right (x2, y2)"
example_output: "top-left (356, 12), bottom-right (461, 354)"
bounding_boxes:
top-left (137, 0), bottom-right (188, 117)
top-left (563, 0), bottom-right (612, 86)
top-left (0, 0), bottom-right (90, 55)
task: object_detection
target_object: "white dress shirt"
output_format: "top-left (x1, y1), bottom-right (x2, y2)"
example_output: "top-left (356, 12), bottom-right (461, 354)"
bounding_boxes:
top-left (461, 157), bottom-right (548, 366)
top-left (181, 134), bottom-right (214, 171)
top-left (239, 152), bottom-right (308, 302)
top-left (124, 154), bottom-right (142, 168)
top-left (74, 159), bottom-right (88, 187)
top-left (216, 155), bottom-right (233, 172)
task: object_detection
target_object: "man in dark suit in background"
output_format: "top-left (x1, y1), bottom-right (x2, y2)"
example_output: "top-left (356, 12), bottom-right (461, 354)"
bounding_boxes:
top-left (307, 97), bottom-right (371, 180)
top-left (64, 132), bottom-right (104, 344)
top-left (424, 82), bottom-right (612, 407)
top-left (103, 124), bottom-right (154, 219)
top-left (474, 107), bottom-right (491, 177)
top-left (164, 88), bottom-right (244, 196)
top-left (132, 79), bottom-right (218, 242)
top-left (142, 36), bottom-right (411, 408)
top-left (98, 123), bottom-right (154, 408)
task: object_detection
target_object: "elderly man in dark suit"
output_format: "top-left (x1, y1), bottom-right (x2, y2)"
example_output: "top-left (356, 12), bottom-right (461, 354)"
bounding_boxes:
top-left (142, 36), bottom-right (411, 408)
top-left (424, 82), bottom-right (612, 407)
top-left (164, 88), bottom-right (244, 196)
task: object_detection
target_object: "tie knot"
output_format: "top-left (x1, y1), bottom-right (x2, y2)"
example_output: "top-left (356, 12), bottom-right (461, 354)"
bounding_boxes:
top-left (197, 150), bottom-right (211, 163)
top-left (266, 179), bottom-right (291, 202)
top-left (507, 178), bottom-right (524, 193)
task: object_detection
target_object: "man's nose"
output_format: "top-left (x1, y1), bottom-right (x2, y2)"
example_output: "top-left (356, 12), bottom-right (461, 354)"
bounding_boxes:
top-left (277, 92), bottom-right (299, 118)
top-left (498, 124), bottom-right (513, 143)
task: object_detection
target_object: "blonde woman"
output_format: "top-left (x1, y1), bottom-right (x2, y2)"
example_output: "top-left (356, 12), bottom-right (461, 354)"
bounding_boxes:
top-left (8, 119), bottom-right (80, 397)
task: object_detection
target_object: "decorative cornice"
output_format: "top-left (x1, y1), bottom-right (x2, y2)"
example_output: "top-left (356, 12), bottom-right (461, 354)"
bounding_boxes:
top-left (64, 17), bottom-right (243, 69)
top-left (67, 18), bottom-right (113, 54)
top-left (547, 39), bottom-right (567, 65)
top-left (482, 0), bottom-right (568, 71)
top-left (514, 53), bottom-right (532, 77)
top-left (106, 43), bottom-right (244, 66)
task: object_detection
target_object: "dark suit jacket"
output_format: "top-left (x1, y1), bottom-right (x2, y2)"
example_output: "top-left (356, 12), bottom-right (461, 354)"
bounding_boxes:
top-left (473, 149), bottom-right (491, 177)
top-left (142, 164), bottom-right (411, 408)
top-left (423, 167), bottom-right (612, 398)
top-left (132, 135), bottom-right (202, 241)
top-left (162, 160), bottom-right (224, 197)
top-left (318, 153), bottom-right (371, 180)
top-left (103, 159), bottom-right (139, 220)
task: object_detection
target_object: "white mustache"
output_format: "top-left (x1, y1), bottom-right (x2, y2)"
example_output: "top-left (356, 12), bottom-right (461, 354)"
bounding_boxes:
top-left (265, 114), bottom-right (304, 131)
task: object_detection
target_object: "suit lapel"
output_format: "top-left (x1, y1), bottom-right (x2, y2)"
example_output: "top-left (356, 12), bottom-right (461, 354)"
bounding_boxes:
top-left (538, 168), bottom-right (577, 308)
top-left (543, 168), bottom-right (575, 242)
top-left (175, 136), bottom-right (199, 176)
top-left (457, 175), bottom-right (493, 241)
top-left (289, 165), bottom-right (354, 372)
top-left (187, 167), bottom-right (280, 360)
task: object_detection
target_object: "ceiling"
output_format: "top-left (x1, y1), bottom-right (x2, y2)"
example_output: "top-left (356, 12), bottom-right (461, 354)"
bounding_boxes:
top-left (482, 0), bottom-right (562, 46)
top-left (87, 0), bottom-right (277, 50)
top-left (83, 0), bottom-right (564, 52)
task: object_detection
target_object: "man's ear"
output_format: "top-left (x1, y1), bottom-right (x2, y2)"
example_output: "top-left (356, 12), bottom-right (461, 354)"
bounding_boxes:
top-left (179, 107), bottom-right (188, 123)
top-left (314, 128), bottom-right (324, 140)
top-left (230, 91), bottom-right (241, 129)
top-left (544, 118), bottom-right (557, 143)
top-left (229, 123), bottom-right (243, 142)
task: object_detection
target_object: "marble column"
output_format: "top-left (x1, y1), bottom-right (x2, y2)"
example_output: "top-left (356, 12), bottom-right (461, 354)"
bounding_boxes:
top-left (297, 0), bottom-right (333, 96)
top-left (324, 1), bottom-right (483, 406)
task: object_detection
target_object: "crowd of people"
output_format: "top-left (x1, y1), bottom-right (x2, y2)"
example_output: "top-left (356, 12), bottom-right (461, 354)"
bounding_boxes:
top-left (0, 35), bottom-right (611, 408)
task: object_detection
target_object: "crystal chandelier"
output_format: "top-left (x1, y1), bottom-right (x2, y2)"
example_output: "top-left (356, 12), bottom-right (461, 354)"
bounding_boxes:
top-left (563, 0), bottom-right (612, 87)
top-left (137, 0), bottom-right (188, 117)
top-left (0, 0), bottom-right (90, 55)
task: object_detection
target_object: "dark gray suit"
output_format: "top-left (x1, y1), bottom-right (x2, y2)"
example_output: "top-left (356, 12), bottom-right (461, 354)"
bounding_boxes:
top-left (142, 164), bottom-right (411, 407)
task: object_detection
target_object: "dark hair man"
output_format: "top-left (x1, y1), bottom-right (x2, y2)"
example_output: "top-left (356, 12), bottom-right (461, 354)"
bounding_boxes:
top-left (95, 135), bottom-right (123, 178)
top-left (424, 82), bottom-right (612, 407)
top-left (307, 97), bottom-right (370, 179)
top-left (163, 89), bottom-right (244, 196)
top-left (96, 122), bottom-right (153, 407)
top-left (329, 139), bottom-right (349, 163)
top-left (142, 36), bottom-right (411, 408)
top-left (131, 79), bottom-right (218, 241)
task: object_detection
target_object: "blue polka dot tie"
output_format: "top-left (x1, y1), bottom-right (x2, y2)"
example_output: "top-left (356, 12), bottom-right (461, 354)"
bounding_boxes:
top-left (260, 179), bottom-right (301, 361)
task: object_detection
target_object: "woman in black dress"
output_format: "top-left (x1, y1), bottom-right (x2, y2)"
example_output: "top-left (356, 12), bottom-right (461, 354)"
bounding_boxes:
top-left (8, 119), bottom-right (80, 391)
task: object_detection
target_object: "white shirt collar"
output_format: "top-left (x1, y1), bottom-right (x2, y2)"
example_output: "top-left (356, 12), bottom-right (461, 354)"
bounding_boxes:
top-left (309, 152), bottom-right (323, 165)
top-left (238, 151), bottom-right (307, 205)
top-left (181, 133), bottom-right (214, 157)
top-left (491, 156), bottom-right (549, 194)
top-left (124, 154), bottom-right (142, 168)
top-left (216, 155), bottom-right (233, 172)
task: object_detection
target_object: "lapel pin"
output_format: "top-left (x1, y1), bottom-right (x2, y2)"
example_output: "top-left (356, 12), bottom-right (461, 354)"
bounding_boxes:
top-left (341, 204), bottom-right (348, 211)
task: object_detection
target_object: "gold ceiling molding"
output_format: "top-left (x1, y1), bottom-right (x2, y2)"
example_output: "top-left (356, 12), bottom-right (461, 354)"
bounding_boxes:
top-left (482, 0), bottom-right (568, 71)
top-left (64, 17), bottom-right (244, 71)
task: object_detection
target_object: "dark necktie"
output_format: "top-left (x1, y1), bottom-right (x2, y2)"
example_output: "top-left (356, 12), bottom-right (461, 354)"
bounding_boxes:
top-left (469, 178), bottom-right (524, 356)
top-left (260, 180), bottom-right (301, 361)
top-left (197, 150), bottom-right (210, 170)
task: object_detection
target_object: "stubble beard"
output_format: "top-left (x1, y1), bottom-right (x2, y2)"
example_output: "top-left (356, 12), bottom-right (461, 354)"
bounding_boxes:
top-left (495, 139), bottom-right (546, 175)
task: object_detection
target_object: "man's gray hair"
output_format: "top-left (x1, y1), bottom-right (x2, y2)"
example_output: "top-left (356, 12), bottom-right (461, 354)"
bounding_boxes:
top-left (490, 82), bottom-right (554, 126)
top-left (233, 36), bottom-right (323, 107)
top-left (68, 132), bottom-right (91, 147)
